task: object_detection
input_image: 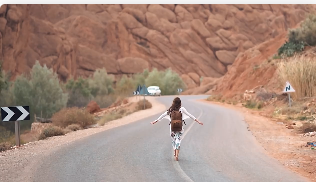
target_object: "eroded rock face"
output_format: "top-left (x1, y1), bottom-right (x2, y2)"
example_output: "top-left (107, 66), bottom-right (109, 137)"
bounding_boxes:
top-left (0, 4), bottom-right (314, 81)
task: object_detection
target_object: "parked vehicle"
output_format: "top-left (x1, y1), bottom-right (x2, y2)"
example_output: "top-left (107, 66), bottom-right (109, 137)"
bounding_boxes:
top-left (147, 86), bottom-right (161, 96)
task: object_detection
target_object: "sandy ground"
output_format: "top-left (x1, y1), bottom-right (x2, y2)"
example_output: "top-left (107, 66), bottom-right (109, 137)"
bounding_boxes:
top-left (200, 100), bottom-right (316, 182)
top-left (0, 96), bottom-right (166, 182)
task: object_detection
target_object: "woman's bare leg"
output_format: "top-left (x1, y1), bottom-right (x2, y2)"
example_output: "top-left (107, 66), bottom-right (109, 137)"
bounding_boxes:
top-left (175, 149), bottom-right (179, 161)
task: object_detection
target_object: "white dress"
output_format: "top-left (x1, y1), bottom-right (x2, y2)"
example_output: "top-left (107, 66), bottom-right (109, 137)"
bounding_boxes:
top-left (154, 107), bottom-right (197, 150)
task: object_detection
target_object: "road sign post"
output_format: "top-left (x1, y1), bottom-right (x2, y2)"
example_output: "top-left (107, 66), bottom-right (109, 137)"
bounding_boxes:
top-left (1, 106), bottom-right (30, 147)
top-left (283, 81), bottom-right (295, 107)
top-left (15, 121), bottom-right (20, 146)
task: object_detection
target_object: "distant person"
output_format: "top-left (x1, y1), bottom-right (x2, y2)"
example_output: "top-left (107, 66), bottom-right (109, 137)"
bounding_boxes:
top-left (151, 97), bottom-right (203, 161)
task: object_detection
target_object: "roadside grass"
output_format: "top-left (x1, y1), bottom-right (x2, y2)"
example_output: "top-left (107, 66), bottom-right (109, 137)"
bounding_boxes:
top-left (277, 56), bottom-right (316, 100)
top-left (98, 99), bottom-right (152, 126)
top-left (38, 126), bottom-right (65, 140)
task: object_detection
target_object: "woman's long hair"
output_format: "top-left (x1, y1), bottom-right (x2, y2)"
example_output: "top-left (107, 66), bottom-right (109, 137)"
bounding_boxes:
top-left (167, 97), bottom-right (181, 115)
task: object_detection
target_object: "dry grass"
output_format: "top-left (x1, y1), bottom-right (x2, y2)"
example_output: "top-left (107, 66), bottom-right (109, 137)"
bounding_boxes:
top-left (206, 95), bottom-right (223, 102)
top-left (65, 124), bottom-right (82, 131)
top-left (38, 126), bottom-right (65, 140)
top-left (51, 107), bottom-right (96, 128)
top-left (277, 56), bottom-right (316, 99)
top-left (98, 99), bottom-right (152, 126)
top-left (98, 112), bottom-right (123, 126)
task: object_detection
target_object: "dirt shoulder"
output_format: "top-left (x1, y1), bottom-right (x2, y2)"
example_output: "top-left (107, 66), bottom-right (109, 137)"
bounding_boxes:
top-left (199, 99), bottom-right (316, 182)
top-left (0, 96), bottom-right (166, 182)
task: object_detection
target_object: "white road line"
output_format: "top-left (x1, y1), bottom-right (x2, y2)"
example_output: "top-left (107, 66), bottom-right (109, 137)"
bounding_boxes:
top-left (172, 109), bottom-right (204, 182)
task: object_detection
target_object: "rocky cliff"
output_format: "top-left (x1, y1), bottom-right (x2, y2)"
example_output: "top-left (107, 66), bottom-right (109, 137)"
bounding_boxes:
top-left (0, 4), bottom-right (314, 87)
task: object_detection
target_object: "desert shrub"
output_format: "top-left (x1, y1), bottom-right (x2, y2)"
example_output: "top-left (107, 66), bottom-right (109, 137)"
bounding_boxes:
top-left (288, 14), bottom-right (316, 46)
top-left (38, 126), bottom-right (65, 140)
top-left (277, 41), bottom-right (305, 57)
top-left (98, 112), bottom-right (122, 126)
top-left (12, 61), bottom-right (68, 129)
top-left (277, 56), bottom-right (316, 99)
top-left (244, 100), bottom-right (263, 109)
top-left (89, 68), bottom-right (114, 97)
top-left (65, 124), bottom-right (82, 131)
top-left (277, 14), bottom-right (316, 57)
top-left (66, 77), bottom-right (92, 107)
top-left (136, 99), bottom-right (152, 110)
top-left (51, 107), bottom-right (96, 128)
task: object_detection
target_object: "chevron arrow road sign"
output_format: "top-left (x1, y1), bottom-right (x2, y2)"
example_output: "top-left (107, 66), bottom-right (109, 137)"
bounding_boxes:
top-left (1, 106), bottom-right (30, 122)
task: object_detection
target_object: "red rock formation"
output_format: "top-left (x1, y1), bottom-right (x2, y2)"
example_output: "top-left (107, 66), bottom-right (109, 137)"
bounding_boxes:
top-left (0, 4), bottom-right (314, 85)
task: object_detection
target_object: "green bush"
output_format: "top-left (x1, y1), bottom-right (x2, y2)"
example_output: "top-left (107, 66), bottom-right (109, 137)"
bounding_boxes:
top-left (288, 14), bottom-right (316, 46)
top-left (145, 68), bottom-right (164, 88)
top-left (161, 68), bottom-right (186, 95)
top-left (277, 14), bottom-right (316, 57)
top-left (51, 107), bottom-right (96, 128)
top-left (65, 77), bottom-right (92, 107)
top-left (133, 69), bottom-right (149, 86)
top-left (115, 75), bottom-right (135, 96)
top-left (277, 41), bottom-right (305, 57)
top-left (89, 68), bottom-right (114, 97)
top-left (38, 126), bottom-right (65, 140)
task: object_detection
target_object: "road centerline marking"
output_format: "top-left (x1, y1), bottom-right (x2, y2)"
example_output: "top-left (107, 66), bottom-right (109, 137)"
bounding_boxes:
top-left (171, 108), bottom-right (203, 182)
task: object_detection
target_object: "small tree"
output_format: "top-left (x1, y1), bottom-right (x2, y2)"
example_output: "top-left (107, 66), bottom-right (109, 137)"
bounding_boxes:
top-left (145, 68), bottom-right (164, 87)
top-left (88, 68), bottom-right (114, 97)
top-left (161, 68), bottom-right (186, 95)
top-left (65, 77), bottom-right (92, 107)
top-left (115, 75), bottom-right (135, 96)
top-left (13, 61), bottom-right (68, 119)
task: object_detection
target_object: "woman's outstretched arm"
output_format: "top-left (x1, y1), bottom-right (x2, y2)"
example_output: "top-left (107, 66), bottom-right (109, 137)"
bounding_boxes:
top-left (151, 110), bottom-right (168, 124)
top-left (182, 107), bottom-right (203, 125)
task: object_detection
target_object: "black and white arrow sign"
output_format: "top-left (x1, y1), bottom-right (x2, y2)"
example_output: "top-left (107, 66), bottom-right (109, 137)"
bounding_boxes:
top-left (1, 106), bottom-right (30, 122)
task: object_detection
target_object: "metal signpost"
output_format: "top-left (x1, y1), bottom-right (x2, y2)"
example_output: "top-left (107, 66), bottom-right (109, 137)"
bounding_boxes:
top-left (1, 106), bottom-right (30, 147)
top-left (283, 81), bottom-right (295, 107)
top-left (139, 85), bottom-right (149, 110)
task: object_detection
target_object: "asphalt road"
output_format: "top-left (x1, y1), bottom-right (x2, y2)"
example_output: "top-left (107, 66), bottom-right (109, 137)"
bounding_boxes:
top-left (32, 95), bottom-right (308, 182)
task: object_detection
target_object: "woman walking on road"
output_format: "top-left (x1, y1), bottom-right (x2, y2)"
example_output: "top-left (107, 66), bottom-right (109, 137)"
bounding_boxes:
top-left (151, 97), bottom-right (203, 161)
